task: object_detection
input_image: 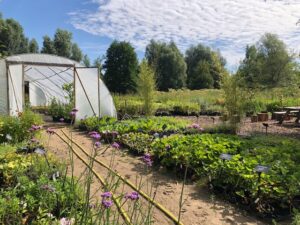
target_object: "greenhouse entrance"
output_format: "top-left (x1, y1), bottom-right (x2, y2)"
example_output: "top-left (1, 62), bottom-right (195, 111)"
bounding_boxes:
top-left (0, 54), bottom-right (117, 119)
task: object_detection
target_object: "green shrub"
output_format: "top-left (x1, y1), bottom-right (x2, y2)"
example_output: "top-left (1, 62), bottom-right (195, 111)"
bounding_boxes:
top-left (0, 149), bottom-right (85, 224)
top-left (136, 60), bottom-right (156, 116)
top-left (0, 110), bottom-right (43, 144)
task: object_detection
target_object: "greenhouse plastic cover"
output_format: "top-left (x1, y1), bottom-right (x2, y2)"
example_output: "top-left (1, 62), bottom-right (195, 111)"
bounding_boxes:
top-left (0, 54), bottom-right (117, 119)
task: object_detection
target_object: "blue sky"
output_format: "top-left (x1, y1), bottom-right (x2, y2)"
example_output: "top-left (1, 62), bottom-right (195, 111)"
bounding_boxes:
top-left (1, 0), bottom-right (300, 71)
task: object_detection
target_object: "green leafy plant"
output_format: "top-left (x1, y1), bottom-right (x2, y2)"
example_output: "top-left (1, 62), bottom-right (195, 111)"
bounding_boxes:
top-left (0, 110), bottom-right (43, 144)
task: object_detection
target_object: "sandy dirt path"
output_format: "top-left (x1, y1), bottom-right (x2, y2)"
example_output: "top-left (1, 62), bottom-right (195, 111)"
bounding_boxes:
top-left (44, 125), bottom-right (266, 225)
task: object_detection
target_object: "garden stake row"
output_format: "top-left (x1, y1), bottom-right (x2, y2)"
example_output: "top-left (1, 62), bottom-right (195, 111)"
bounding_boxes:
top-left (60, 128), bottom-right (185, 225)
top-left (54, 131), bottom-right (133, 225)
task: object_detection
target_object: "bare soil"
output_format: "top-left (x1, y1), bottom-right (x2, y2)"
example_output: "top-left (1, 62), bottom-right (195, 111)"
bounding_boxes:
top-left (43, 122), bottom-right (268, 225)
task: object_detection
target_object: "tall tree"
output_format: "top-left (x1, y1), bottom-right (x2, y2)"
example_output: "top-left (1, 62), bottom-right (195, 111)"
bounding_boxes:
top-left (185, 44), bottom-right (227, 89)
top-left (70, 43), bottom-right (83, 62)
top-left (104, 41), bottom-right (139, 93)
top-left (0, 17), bottom-right (29, 56)
top-left (41, 35), bottom-right (56, 54)
top-left (145, 40), bottom-right (186, 91)
top-left (53, 29), bottom-right (72, 58)
top-left (238, 33), bottom-right (296, 87)
top-left (82, 54), bottom-right (90, 67)
top-left (29, 38), bottom-right (39, 53)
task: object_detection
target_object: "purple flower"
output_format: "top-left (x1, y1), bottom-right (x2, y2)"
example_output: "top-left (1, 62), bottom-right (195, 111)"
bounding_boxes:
top-left (60, 118), bottom-right (64, 122)
top-left (94, 141), bottom-right (101, 148)
top-left (111, 142), bottom-right (120, 149)
top-left (166, 145), bottom-right (171, 150)
top-left (70, 111), bottom-right (76, 117)
top-left (142, 153), bottom-right (153, 167)
top-left (125, 191), bottom-right (139, 200)
top-left (29, 125), bottom-right (42, 132)
top-left (188, 123), bottom-right (204, 131)
top-left (102, 200), bottom-right (113, 209)
top-left (90, 132), bottom-right (101, 140)
top-left (72, 108), bottom-right (79, 112)
top-left (46, 128), bottom-right (55, 135)
top-left (88, 131), bottom-right (98, 135)
top-left (101, 191), bottom-right (112, 198)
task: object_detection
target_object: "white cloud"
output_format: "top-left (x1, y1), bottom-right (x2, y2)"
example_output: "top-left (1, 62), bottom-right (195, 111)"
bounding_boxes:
top-left (69, 0), bottom-right (300, 69)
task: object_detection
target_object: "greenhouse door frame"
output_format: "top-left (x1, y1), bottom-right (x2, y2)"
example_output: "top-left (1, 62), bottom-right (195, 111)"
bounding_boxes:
top-left (5, 60), bottom-right (100, 118)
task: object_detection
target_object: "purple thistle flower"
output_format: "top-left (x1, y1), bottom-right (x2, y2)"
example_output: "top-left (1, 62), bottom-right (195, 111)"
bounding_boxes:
top-left (88, 131), bottom-right (98, 135)
top-left (29, 125), bottom-right (42, 132)
top-left (60, 118), bottom-right (64, 122)
top-left (111, 142), bottom-right (120, 149)
top-left (46, 128), bottom-right (55, 135)
top-left (102, 200), bottom-right (113, 209)
top-left (94, 141), bottom-right (101, 148)
top-left (90, 132), bottom-right (101, 140)
top-left (142, 153), bottom-right (153, 166)
top-left (125, 191), bottom-right (139, 200)
top-left (101, 191), bottom-right (112, 198)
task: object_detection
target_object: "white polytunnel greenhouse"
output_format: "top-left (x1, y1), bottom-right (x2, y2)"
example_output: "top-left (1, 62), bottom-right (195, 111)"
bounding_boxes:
top-left (0, 53), bottom-right (117, 119)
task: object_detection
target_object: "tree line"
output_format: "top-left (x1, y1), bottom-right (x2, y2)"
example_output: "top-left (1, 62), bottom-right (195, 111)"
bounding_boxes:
top-left (0, 13), bottom-right (98, 67)
top-left (104, 40), bottom-right (229, 93)
top-left (104, 34), bottom-right (299, 93)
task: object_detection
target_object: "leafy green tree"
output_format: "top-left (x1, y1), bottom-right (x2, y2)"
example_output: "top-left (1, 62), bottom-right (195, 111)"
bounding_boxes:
top-left (41, 35), bottom-right (56, 54)
top-left (136, 60), bottom-right (156, 115)
top-left (70, 43), bottom-right (83, 62)
top-left (29, 38), bottom-right (39, 53)
top-left (103, 41), bottom-right (139, 93)
top-left (0, 17), bottom-right (29, 56)
top-left (188, 60), bottom-right (214, 89)
top-left (238, 33), bottom-right (296, 88)
top-left (53, 29), bottom-right (72, 58)
top-left (145, 40), bottom-right (186, 91)
top-left (82, 54), bottom-right (90, 67)
top-left (185, 44), bottom-right (227, 89)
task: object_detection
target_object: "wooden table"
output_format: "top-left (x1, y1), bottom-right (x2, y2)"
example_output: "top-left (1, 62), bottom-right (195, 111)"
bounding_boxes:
top-left (283, 107), bottom-right (300, 124)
